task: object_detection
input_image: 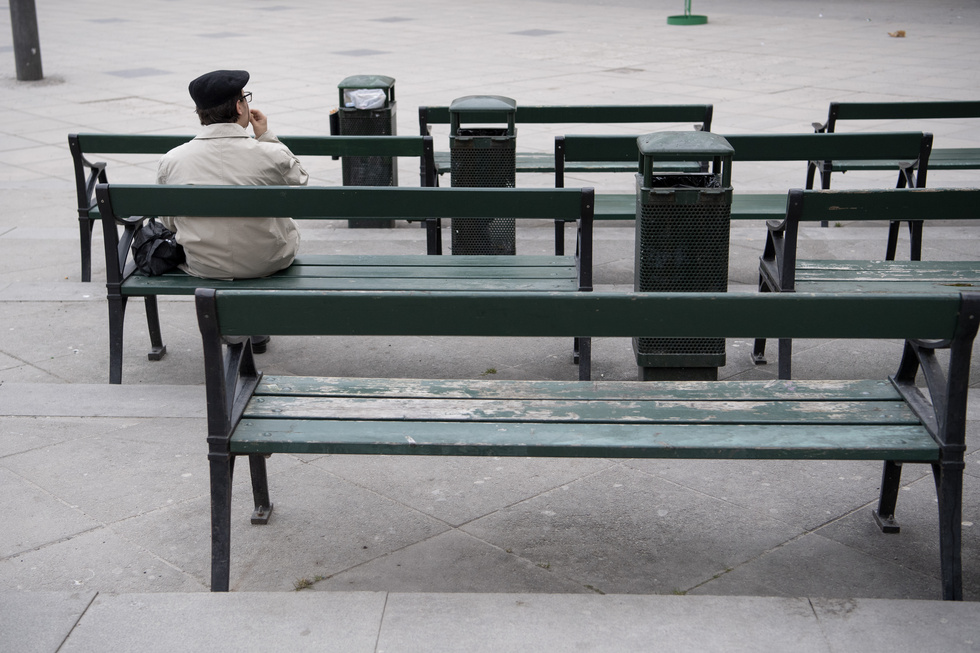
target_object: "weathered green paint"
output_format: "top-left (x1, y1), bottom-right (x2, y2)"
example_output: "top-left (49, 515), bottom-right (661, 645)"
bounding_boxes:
top-left (244, 395), bottom-right (920, 425)
top-left (256, 376), bottom-right (904, 402)
top-left (229, 418), bottom-right (939, 461)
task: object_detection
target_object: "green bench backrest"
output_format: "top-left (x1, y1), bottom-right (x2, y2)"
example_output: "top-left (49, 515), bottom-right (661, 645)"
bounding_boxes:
top-left (559, 132), bottom-right (930, 164)
top-left (199, 289), bottom-right (967, 341)
top-left (421, 104), bottom-right (713, 129)
top-left (829, 101), bottom-right (980, 123)
top-left (97, 184), bottom-right (591, 221)
top-left (71, 133), bottom-right (430, 157)
top-left (792, 187), bottom-right (980, 223)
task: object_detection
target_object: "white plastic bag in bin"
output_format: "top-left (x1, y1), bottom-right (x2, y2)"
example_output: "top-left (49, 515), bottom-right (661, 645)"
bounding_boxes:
top-left (343, 89), bottom-right (386, 109)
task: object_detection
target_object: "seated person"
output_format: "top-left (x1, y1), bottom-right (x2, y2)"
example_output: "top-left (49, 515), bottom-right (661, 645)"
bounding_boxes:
top-left (157, 69), bottom-right (309, 281)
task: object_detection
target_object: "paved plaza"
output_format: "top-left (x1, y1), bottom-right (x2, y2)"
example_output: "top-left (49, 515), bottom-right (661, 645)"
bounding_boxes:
top-left (1, 0), bottom-right (980, 650)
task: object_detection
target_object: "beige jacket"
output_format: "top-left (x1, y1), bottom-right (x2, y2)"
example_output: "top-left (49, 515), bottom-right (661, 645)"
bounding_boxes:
top-left (157, 123), bottom-right (309, 280)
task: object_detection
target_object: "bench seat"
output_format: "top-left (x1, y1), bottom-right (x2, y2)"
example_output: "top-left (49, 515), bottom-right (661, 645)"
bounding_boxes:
top-left (233, 376), bottom-right (937, 460)
top-left (120, 255), bottom-right (580, 295)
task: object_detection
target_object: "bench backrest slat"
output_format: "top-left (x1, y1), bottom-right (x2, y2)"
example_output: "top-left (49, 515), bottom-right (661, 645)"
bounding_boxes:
top-left (421, 104), bottom-right (712, 131)
top-left (830, 101), bottom-right (980, 122)
top-left (793, 188), bottom-right (980, 223)
top-left (71, 133), bottom-right (430, 157)
top-left (98, 184), bottom-right (591, 221)
top-left (200, 290), bottom-right (966, 342)
top-left (559, 132), bottom-right (930, 164)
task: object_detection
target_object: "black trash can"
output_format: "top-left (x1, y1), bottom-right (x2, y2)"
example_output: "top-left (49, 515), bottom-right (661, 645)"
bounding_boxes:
top-left (449, 95), bottom-right (517, 255)
top-left (334, 75), bottom-right (397, 228)
top-left (633, 131), bottom-right (734, 381)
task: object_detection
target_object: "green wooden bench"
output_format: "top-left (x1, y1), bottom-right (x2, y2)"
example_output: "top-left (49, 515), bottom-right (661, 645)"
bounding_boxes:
top-left (419, 104), bottom-right (713, 178)
top-left (69, 133), bottom-right (437, 281)
top-left (195, 287), bottom-right (979, 598)
top-left (96, 184), bottom-right (594, 384)
top-left (813, 101), bottom-right (980, 177)
top-left (756, 187), bottom-right (980, 379)
top-left (551, 132), bottom-right (932, 256)
top-left (812, 101), bottom-right (980, 250)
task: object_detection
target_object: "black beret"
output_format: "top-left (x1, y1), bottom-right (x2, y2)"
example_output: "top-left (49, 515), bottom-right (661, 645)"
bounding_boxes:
top-left (188, 70), bottom-right (249, 110)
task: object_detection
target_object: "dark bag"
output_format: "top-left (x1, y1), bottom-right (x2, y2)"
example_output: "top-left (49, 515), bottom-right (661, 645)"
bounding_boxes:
top-left (132, 218), bottom-right (185, 276)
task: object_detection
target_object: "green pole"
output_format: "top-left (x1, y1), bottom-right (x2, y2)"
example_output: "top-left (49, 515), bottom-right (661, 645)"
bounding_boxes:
top-left (668, 0), bottom-right (708, 25)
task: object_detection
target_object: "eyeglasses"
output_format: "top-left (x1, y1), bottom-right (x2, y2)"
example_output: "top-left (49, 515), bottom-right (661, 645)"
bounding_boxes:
top-left (241, 91), bottom-right (252, 103)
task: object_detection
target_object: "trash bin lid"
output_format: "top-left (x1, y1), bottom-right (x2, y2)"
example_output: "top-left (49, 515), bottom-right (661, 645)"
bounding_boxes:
top-left (449, 95), bottom-right (517, 114)
top-left (637, 132), bottom-right (733, 161)
top-left (338, 75), bottom-right (395, 90)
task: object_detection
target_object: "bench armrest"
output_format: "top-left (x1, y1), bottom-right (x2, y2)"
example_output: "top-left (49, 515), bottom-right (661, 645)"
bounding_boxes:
top-left (196, 288), bottom-right (262, 441)
top-left (891, 293), bottom-right (980, 450)
top-left (758, 191), bottom-right (802, 292)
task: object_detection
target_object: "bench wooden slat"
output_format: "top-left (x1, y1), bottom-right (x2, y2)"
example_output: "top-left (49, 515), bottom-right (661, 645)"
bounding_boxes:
top-left (103, 185), bottom-right (588, 221)
top-left (229, 418), bottom-right (939, 461)
top-left (263, 264), bottom-right (578, 280)
top-left (210, 291), bottom-right (962, 340)
top-left (72, 133), bottom-right (430, 157)
top-left (255, 376), bottom-right (904, 402)
top-left (433, 151), bottom-right (701, 174)
top-left (245, 395), bottom-right (920, 425)
top-left (926, 148), bottom-right (980, 169)
top-left (593, 192), bottom-right (787, 221)
top-left (798, 281), bottom-right (978, 293)
top-left (122, 275), bottom-right (579, 295)
top-left (796, 261), bottom-right (980, 282)
top-left (290, 254), bottom-right (575, 268)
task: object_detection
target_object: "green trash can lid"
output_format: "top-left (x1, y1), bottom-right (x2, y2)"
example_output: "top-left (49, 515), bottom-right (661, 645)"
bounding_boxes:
top-left (449, 95), bottom-right (517, 113)
top-left (637, 132), bottom-right (733, 160)
top-left (338, 75), bottom-right (395, 89)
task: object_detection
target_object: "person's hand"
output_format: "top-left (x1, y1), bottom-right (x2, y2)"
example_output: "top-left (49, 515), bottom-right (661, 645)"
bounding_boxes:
top-left (249, 108), bottom-right (269, 138)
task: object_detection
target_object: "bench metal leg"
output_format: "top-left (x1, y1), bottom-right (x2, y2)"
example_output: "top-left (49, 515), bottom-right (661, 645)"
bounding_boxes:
top-left (777, 338), bottom-right (792, 380)
top-left (577, 337), bottom-right (591, 381)
top-left (107, 294), bottom-right (128, 384)
top-left (752, 275), bottom-right (770, 365)
top-left (79, 216), bottom-right (94, 283)
top-left (872, 460), bottom-right (903, 533)
top-left (209, 452), bottom-right (234, 592)
top-left (248, 454), bottom-right (274, 525)
top-left (934, 460), bottom-right (964, 601)
top-left (144, 296), bottom-right (167, 361)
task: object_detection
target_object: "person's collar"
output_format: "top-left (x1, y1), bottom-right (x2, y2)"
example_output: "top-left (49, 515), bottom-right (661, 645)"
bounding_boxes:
top-left (195, 122), bottom-right (251, 139)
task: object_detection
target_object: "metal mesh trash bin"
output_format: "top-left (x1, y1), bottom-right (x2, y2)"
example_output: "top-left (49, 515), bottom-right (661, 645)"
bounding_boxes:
top-left (334, 75), bottom-right (397, 228)
top-left (449, 95), bottom-right (517, 255)
top-left (633, 131), bottom-right (734, 381)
